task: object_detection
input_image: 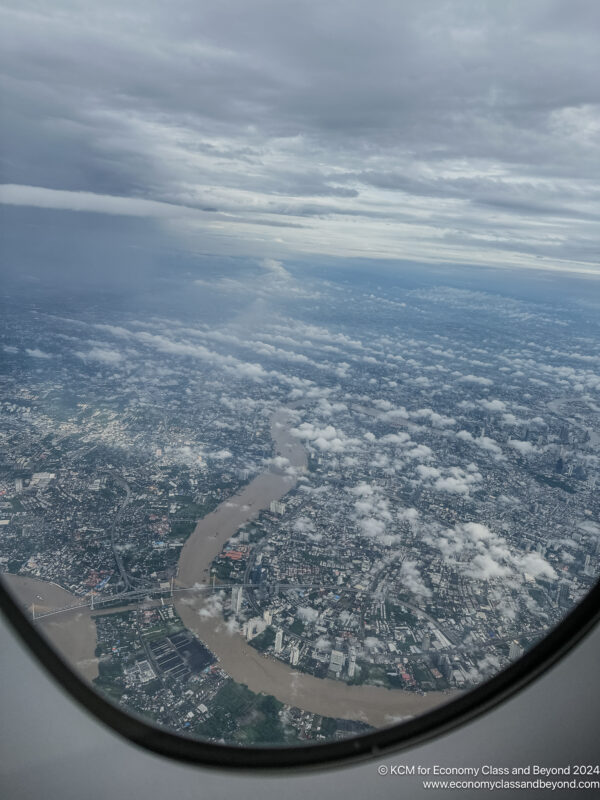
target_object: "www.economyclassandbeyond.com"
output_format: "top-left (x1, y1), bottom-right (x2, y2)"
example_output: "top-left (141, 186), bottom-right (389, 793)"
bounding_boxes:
top-left (376, 764), bottom-right (600, 791)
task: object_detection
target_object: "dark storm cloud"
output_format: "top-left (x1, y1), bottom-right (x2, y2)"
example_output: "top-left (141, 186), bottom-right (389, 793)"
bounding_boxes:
top-left (0, 0), bottom-right (599, 273)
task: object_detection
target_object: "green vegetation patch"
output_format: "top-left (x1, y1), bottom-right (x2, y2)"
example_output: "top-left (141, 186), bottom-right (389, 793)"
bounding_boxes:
top-left (248, 625), bottom-right (276, 652)
top-left (193, 681), bottom-right (291, 745)
top-left (289, 619), bottom-right (305, 636)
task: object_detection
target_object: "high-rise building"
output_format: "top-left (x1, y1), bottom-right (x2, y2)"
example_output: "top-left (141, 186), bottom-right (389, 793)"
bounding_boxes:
top-left (347, 651), bottom-right (356, 678)
top-left (244, 617), bottom-right (266, 641)
top-left (263, 609), bottom-right (272, 625)
top-left (555, 457), bottom-right (564, 474)
top-left (440, 655), bottom-right (452, 680)
top-left (556, 582), bottom-right (570, 607)
top-left (573, 465), bottom-right (587, 481)
top-left (508, 640), bottom-right (524, 661)
top-left (274, 628), bottom-right (284, 653)
top-left (290, 643), bottom-right (300, 666)
top-left (231, 586), bottom-right (243, 615)
top-left (269, 500), bottom-right (286, 516)
top-left (329, 649), bottom-right (345, 676)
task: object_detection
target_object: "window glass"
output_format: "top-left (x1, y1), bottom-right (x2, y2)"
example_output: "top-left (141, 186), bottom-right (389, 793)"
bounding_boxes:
top-left (1, 1), bottom-right (599, 750)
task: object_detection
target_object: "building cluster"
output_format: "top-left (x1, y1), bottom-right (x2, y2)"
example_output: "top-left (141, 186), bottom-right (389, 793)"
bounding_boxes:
top-left (1, 283), bottom-right (599, 743)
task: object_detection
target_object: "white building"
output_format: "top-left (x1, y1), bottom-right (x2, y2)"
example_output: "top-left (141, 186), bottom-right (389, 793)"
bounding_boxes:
top-left (508, 640), bottom-right (524, 661)
top-left (290, 643), bottom-right (300, 666)
top-left (347, 651), bottom-right (357, 678)
top-left (231, 586), bottom-right (243, 615)
top-left (329, 649), bottom-right (345, 677)
top-left (275, 628), bottom-right (284, 653)
top-left (244, 617), bottom-right (267, 641)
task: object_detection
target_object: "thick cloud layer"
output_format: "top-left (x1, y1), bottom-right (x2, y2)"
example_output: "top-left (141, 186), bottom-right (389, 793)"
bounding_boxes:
top-left (1, 1), bottom-right (599, 274)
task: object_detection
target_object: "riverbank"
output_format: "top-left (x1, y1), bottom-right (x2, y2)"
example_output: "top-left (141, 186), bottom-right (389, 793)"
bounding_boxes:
top-left (177, 408), bottom-right (306, 588)
top-left (2, 406), bottom-right (457, 727)
top-left (176, 592), bottom-right (453, 728)
top-left (175, 406), bottom-right (455, 728)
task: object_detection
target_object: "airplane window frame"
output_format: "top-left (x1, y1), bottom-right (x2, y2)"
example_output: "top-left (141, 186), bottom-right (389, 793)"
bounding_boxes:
top-left (1, 574), bottom-right (599, 771)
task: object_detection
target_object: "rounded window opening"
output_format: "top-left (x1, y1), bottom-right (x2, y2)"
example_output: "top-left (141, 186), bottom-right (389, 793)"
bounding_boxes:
top-left (1, 0), bottom-right (599, 768)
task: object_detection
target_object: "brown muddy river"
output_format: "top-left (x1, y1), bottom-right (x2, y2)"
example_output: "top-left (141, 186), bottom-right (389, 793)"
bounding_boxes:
top-left (1, 573), bottom-right (99, 681)
top-left (1, 408), bottom-right (455, 726)
top-left (175, 407), bottom-right (455, 727)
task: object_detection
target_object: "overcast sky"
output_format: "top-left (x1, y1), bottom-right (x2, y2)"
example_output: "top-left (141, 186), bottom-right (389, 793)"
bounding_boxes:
top-left (1, 0), bottom-right (599, 277)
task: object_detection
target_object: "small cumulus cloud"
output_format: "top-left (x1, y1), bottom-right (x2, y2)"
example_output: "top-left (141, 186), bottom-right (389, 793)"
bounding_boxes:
top-left (25, 348), bottom-right (52, 359)
top-left (508, 439), bottom-right (537, 456)
top-left (400, 560), bottom-right (431, 598)
top-left (75, 346), bottom-right (124, 365)
top-left (198, 593), bottom-right (224, 619)
top-left (460, 374), bottom-right (493, 387)
top-left (209, 448), bottom-right (233, 460)
top-left (261, 258), bottom-right (291, 279)
top-left (297, 606), bottom-right (319, 623)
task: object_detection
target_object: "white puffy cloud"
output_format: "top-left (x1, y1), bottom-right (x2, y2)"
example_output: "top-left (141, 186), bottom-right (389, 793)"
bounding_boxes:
top-left (456, 430), bottom-right (504, 460)
top-left (517, 552), bottom-right (557, 580)
top-left (379, 432), bottom-right (411, 446)
top-left (400, 560), bottom-right (431, 598)
top-left (435, 466), bottom-right (482, 495)
top-left (25, 348), bottom-right (52, 359)
top-left (509, 439), bottom-right (537, 456)
top-left (479, 399), bottom-right (507, 412)
top-left (349, 482), bottom-right (399, 544)
top-left (397, 507), bottom-right (420, 524)
top-left (261, 258), bottom-right (290, 279)
top-left (75, 346), bottom-right (124, 365)
top-left (292, 516), bottom-right (323, 542)
top-left (476, 436), bottom-right (504, 458)
top-left (270, 455), bottom-right (291, 470)
top-left (411, 408), bottom-right (456, 428)
top-left (434, 476), bottom-right (471, 494)
top-left (426, 521), bottom-right (557, 586)
top-left (460, 374), bottom-right (493, 387)
top-left (465, 553), bottom-right (512, 580)
top-left (291, 421), bottom-right (360, 454)
top-left (578, 520), bottom-right (600, 537)
top-left (417, 465), bottom-right (441, 480)
top-left (210, 449), bottom-right (233, 460)
top-left (198, 593), bottom-right (224, 619)
top-left (297, 606), bottom-right (319, 623)
top-left (359, 517), bottom-right (387, 538)
top-left (405, 444), bottom-right (434, 462)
